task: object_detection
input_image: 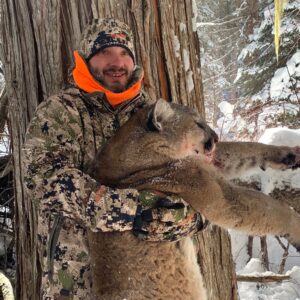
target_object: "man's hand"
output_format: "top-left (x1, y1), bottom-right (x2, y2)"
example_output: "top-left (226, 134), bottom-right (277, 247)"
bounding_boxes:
top-left (133, 191), bottom-right (207, 242)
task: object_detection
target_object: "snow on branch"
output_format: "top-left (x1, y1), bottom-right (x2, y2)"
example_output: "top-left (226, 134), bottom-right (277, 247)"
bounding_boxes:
top-left (237, 274), bottom-right (290, 283)
top-left (197, 16), bottom-right (242, 27)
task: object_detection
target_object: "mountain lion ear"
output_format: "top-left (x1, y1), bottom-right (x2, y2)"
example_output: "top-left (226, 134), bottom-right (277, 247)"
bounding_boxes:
top-left (147, 99), bottom-right (174, 131)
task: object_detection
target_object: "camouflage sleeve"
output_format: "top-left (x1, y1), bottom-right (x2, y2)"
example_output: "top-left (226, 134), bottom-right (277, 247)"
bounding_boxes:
top-left (23, 95), bottom-right (140, 232)
top-left (132, 191), bottom-right (207, 242)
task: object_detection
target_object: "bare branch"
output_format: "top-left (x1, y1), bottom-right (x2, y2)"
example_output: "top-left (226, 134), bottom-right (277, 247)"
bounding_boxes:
top-left (237, 274), bottom-right (290, 283)
top-left (275, 236), bottom-right (290, 274)
top-left (197, 16), bottom-right (243, 27)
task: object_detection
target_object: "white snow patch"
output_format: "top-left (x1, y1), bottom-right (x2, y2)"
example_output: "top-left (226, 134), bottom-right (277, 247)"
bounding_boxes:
top-left (270, 50), bottom-right (300, 100)
top-left (216, 101), bottom-right (237, 139)
top-left (197, 22), bottom-right (218, 27)
top-left (252, 83), bottom-right (270, 103)
top-left (288, 266), bottom-right (300, 282)
top-left (179, 23), bottom-right (186, 32)
top-left (240, 258), bottom-right (267, 274)
top-left (183, 49), bottom-right (190, 72)
top-left (238, 262), bottom-right (300, 300)
top-left (259, 127), bottom-right (300, 146)
top-left (0, 144), bottom-right (6, 156)
top-left (0, 125), bottom-right (9, 157)
top-left (237, 41), bottom-right (261, 61)
top-left (291, 173), bottom-right (300, 189)
top-left (234, 68), bottom-right (242, 83)
top-left (218, 101), bottom-right (234, 115)
top-left (173, 34), bottom-right (180, 58)
top-left (186, 70), bottom-right (194, 93)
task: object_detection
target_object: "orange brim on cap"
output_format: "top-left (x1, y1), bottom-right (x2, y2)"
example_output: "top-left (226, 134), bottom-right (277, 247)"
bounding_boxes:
top-left (72, 51), bottom-right (143, 107)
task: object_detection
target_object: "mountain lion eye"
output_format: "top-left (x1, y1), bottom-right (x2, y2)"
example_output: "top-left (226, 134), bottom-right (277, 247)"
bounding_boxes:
top-left (196, 121), bottom-right (205, 130)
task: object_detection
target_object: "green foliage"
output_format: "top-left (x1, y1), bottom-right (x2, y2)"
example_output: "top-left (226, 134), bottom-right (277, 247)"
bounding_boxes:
top-left (57, 268), bottom-right (74, 290)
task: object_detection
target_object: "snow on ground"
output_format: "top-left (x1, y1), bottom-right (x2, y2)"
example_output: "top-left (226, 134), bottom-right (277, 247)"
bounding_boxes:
top-left (238, 260), bottom-right (300, 300)
top-left (0, 125), bottom-right (9, 157)
top-left (259, 127), bottom-right (300, 146)
top-left (230, 127), bottom-right (300, 299)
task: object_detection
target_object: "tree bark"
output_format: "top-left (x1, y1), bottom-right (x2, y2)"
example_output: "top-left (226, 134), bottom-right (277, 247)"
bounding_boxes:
top-left (0, 0), bottom-right (237, 299)
top-left (196, 225), bottom-right (237, 300)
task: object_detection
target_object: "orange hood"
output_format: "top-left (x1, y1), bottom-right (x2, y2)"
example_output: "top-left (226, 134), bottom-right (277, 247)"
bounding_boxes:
top-left (72, 51), bottom-right (143, 107)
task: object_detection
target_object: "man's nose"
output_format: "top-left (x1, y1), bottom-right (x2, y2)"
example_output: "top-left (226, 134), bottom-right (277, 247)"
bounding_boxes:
top-left (108, 54), bottom-right (124, 67)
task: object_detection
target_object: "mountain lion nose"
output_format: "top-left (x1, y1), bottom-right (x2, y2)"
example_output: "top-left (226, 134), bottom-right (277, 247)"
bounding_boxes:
top-left (204, 138), bottom-right (213, 152)
top-left (204, 131), bottom-right (219, 153)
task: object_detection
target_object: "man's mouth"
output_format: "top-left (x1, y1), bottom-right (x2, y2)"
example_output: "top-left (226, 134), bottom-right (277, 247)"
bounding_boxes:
top-left (105, 70), bottom-right (127, 78)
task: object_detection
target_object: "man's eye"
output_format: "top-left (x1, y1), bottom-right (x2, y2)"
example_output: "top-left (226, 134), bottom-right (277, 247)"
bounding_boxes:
top-left (100, 49), bottom-right (109, 55)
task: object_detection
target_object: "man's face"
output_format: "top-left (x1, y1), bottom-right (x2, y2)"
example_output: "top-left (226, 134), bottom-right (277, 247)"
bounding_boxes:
top-left (88, 46), bottom-right (135, 93)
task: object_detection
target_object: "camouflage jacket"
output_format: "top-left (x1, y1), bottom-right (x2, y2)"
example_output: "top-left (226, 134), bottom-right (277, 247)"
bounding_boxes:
top-left (23, 80), bottom-right (204, 299)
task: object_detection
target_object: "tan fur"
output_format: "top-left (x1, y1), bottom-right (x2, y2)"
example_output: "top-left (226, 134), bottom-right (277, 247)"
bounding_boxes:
top-left (88, 232), bottom-right (205, 300)
top-left (89, 99), bottom-right (300, 299)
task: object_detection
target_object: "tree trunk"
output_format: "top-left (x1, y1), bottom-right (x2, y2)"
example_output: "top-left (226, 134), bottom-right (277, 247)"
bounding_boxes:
top-left (196, 226), bottom-right (238, 300)
top-left (0, 0), bottom-right (237, 299)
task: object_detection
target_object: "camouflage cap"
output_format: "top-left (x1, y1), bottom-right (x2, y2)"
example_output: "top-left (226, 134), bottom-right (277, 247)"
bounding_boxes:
top-left (80, 18), bottom-right (136, 62)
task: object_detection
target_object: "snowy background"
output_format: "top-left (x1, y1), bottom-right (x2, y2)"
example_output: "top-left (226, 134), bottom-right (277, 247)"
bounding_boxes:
top-left (197, 0), bottom-right (300, 299)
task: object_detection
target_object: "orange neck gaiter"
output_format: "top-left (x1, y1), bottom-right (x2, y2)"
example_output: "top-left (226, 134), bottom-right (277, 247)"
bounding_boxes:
top-left (72, 51), bottom-right (143, 107)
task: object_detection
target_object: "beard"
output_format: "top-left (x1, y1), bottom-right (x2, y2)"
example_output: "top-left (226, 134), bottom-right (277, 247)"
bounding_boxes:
top-left (89, 65), bottom-right (133, 93)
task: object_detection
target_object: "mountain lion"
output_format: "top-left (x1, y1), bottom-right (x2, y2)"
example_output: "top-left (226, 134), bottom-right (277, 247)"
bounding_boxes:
top-left (89, 99), bottom-right (300, 300)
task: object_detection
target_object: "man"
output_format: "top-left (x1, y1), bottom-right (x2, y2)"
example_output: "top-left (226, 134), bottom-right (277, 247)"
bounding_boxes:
top-left (23, 18), bottom-right (203, 299)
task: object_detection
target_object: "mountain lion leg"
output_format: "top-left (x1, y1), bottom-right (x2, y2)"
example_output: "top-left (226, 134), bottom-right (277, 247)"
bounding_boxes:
top-left (134, 159), bottom-right (300, 250)
top-left (214, 142), bottom-right (300, 178)
top-left (208, 179), bottom-right (300, 250)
